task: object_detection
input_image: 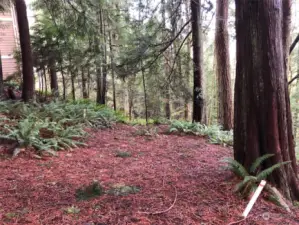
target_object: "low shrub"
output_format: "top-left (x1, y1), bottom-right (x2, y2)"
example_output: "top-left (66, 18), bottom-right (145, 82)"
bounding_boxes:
top-left (169, 120), bottom-right (233, 146)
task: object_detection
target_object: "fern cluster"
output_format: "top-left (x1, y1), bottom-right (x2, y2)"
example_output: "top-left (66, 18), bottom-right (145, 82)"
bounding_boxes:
top-left (222, 154), bottom-right (290, 199)
top-left (169, 120), bottom-right (233, 146)
top-left (0, 100), bottom-right (121, 154)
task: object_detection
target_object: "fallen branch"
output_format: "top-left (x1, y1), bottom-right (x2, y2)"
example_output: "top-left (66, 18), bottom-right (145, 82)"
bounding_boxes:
top-left (138, 185), bottom-right (177, 215)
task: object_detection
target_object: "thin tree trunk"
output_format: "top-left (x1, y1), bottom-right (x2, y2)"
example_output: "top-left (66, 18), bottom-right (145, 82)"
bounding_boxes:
top-left (15, 0), bottom-right (34, 102)
top-left (141, 62), bottom-right (148, 125)
top-left (161, 0), bottom-right (171, 119)
top-left (98, 9), bottom-right (107, 105)
top-left (127, 77), bottom-right (134, 120)
top-left (87, 67), bottom-right (90, 98)
top-left (234, 0), bottom-right (299, 200)
top-left (0, 51), bottom-right (4, 97)
top-left (38, 70), bottom-right (41, 92)
top-left (96, 63), bottom-right (102, 104)
top-left (41, 69), bottom-right (44, 95)
top-left (184, 1), bottom-right (191, 121)
top-left (61, 66), bottom-right (66, 100)
top-left (215, 0), bottom-right (232, 130)
top-left (109, 32), bottom-right (116, 111)
top-left (81, 67), bottom-right (88, 99)
top-left (49, 58), bottom-right (59, 97)
top-left (191, 0), bottom-right (203, 122)
top-left (71, 70), bottom-right (75, 101)
top-left (43, 66), bottom-right (47, 96)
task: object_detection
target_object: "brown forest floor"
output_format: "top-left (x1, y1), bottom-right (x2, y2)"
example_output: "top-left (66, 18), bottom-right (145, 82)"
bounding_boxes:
top-left (1, 124), bottom-right (299, 225)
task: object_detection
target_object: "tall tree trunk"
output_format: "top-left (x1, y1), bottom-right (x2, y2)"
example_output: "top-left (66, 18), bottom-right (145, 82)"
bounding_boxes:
top-left (215, 0), bottom-right (232, 130)
top-left (141, 62), bottom-right (148, 125)
top-left (191, 0), bottom-right (203, 122)
top-left (43, 66), bottom-right (47, 96)
top-left (61, 66), bottom-right (66, 100)
top-left (41, 69), bottom-right (44, 95)
top-left (127, 77), bottom-right (135, 120)
top-left (161, 0), bottom-right (171, 119)
top-left (49, 58), bottom-right (59, 97)
top-left (15, 0), bottom-right (34, 102)
top-left (0, 51), bottom-right (4, 97)
top-left (109, 32), bottom-right (116, 111)
top-left (81, 67), bottom-right (88, 99)
top-left (96, 63), bottom-right (102, 104)
top-left (87, 67), bottom-right (90, 98)
top-left (71, 70), bottom-right (75, 101)
top-left (234, 0), bottom-right (299, 200)
top-left (184, 1), bottom-right (191, 121)
top-left (98, 9), bottom-right (107, 105)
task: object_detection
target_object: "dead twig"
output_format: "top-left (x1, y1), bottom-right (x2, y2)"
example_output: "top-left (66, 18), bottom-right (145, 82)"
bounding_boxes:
top-left (138, 185), bottom-right (177, 215)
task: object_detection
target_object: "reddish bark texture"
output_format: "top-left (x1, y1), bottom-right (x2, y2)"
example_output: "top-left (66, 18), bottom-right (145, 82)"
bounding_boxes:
top-left (234, 0), bottom-right (299, 200)
top-left (215, 0), bottom-right (233, 130)
top-left (191, 0), bottom-right (203, 122)
top-left (15, 0), bottom-right (34, 102)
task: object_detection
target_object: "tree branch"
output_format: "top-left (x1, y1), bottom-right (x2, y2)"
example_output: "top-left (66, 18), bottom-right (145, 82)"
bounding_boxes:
top-left (290, 34), bottom-right (299, 54)
top-left (288, 74), bottom-right (299, 85)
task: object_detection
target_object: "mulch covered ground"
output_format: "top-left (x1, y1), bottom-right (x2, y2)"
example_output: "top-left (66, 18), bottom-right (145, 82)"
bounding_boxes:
top-left (1, 124), bottom-right (299, 225)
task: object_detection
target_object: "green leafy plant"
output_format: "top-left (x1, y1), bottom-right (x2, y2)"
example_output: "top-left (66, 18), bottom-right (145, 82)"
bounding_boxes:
top-left (222, 154), bottom-right (291, 198)
top-left (169, 120), bottom-right (233, 146)
top-left (0, 100), bottom-right (122, 154)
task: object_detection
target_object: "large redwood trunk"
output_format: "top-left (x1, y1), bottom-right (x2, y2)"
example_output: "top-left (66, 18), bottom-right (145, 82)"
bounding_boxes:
top-left (215, 0), bottom-right (233, 130)
top-left (191, 0), bottom-right (203, 122)
top-left (234, 0), bottom-right (299, 200)
top-left (15, 0), bottom-right (34, 102)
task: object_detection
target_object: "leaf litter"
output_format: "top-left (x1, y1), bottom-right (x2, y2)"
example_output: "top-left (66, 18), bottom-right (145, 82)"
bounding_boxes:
top-left (0, 124), bottom-right (299, 224)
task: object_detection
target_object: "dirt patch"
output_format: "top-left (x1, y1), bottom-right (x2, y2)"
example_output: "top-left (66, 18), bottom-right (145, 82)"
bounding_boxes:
top-left (0, 124), bottom-right (298, 224)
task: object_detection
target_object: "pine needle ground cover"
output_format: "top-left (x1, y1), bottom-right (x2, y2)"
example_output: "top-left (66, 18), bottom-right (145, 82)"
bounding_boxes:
top-left (1, 124), bottom-right (298, 224)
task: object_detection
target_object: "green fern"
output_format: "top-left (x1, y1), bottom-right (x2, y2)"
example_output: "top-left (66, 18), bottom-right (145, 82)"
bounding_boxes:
top-left (250, 154), bottom-right (274, 174)
top-left (222, 157), bottom-right (249, 178)
top-left (234, 175), bottom-right (257, 193)
top-left (224, 155), bottom-right (291, 200)
top-left (256, 161), bottom-right (291, 181)
top-left (169, 120), bottom-right (233, 146)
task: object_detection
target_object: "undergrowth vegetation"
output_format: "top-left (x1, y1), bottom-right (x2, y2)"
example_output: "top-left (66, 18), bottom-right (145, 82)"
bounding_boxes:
top-left (223, 155), bottom-right (291, 210)
top-left (0, 100), bottom-right (122, 154)
top-left (169, 120), bottom-right (233, 146)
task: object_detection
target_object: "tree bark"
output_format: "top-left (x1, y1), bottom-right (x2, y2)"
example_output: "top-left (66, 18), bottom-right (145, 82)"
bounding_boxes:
top-left (0, 51), bottom-right (4, 97)
top-left (81, 67), bottom-right (88, 99)
top-left (15, 0), bottom-right (34, 102)
top-left (234, 0), bottom-right (299, 200)
top-left (61, 65), bottom-right (66, 100)
top-left (43, 66), bottom-right (47, 96)
top-left (161, 0), bottom-right (171, 119)
top-left (71, 70), bottom-right (75, 101)
top-left (215, 0), bottom-right (233, 130)
top-left (191, 0), bottom-right (203, 122)
top-left (109, 32), bottom-right (116, 111)
top-left (49, 58), bottom-right (59, 97)
top-left (98, 9), bottom-right (107, 105)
